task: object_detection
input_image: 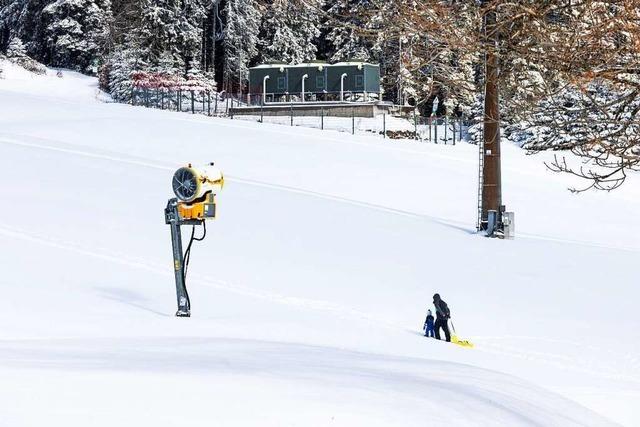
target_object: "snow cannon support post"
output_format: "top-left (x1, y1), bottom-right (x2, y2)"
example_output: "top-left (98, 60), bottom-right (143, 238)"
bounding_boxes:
top-left (165, 163), bottom-right (224, 317)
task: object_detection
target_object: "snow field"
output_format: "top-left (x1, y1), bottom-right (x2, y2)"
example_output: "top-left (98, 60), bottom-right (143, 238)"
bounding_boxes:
top-left (0, 62), bottom-right (638, 426)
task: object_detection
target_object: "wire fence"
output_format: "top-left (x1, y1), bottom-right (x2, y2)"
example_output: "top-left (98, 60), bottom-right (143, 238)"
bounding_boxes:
top-left (131, 87), bottom-right (472, 144)
top-left (234, 110), bottom-right (472, 144)
top-left (131, 87), bottom-right (242, 116)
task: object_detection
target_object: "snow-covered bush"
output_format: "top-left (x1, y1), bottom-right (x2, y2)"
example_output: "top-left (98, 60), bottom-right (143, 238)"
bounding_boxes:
top-left (14, 56), bottom-right (47, 75)
top-left (4, 37), bottom-right (47, 75)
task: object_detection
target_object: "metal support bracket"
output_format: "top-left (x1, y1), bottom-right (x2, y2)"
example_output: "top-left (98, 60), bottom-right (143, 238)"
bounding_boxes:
top-left (165, 198), bottom-right (203, 317)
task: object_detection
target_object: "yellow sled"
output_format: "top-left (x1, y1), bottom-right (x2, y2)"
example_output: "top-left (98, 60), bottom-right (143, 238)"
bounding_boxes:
top-left (450, 321), bottom-right (474, 348)
top-left (451, 335), bottom-right (474, 348)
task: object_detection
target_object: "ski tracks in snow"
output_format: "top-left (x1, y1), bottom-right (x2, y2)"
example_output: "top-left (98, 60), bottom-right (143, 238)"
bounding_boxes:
top-left (477, 336), bottom-right (640, 384)
top-left (1, 133), bottom-right (637, 253)
top-left (0, 223), bottom-right (402, 331)
top-left (0, 134), bottom-right (438, 219)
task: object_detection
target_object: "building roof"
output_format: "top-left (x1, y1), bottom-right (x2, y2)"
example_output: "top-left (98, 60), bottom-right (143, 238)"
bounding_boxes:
top-left (249, 62), bottom-right (378, 70)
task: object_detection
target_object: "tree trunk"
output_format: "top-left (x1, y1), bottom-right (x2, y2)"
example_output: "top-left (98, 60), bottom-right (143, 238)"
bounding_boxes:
top-left (481, 3), bottom-right (502, 228)
top-left (209, 3), bottom-right (217, 74)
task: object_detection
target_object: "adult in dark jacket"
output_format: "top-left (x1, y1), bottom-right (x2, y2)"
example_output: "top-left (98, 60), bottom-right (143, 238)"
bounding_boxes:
top-left (433, 293), bottom-right (451, 342)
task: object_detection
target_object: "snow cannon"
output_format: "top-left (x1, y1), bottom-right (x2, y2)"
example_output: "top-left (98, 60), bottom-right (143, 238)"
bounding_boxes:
top-left (172, 163), bottom-right (224, 202)
top-left (165, 163), bottom-right (224, 317)
top-left (172, 163), bottom-right (224, 220)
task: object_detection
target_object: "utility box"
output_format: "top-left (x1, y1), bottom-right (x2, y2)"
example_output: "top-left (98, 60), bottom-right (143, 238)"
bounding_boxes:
top-left (486, 210), bottom-right (498, 237)
top-left (503, 211), bottom-right (515, 239)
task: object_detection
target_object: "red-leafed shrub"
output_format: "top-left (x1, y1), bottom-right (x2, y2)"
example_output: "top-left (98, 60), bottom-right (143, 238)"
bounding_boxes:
top-left (131, 72), bottom-right (216, 92)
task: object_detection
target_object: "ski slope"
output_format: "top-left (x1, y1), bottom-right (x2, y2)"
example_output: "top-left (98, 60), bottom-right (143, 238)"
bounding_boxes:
top-left (0, 62), bottom-right (639, 426)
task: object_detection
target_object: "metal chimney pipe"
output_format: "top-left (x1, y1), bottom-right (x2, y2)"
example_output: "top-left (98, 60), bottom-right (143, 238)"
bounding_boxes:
top-left (301, 74), bottom-right (308, 103)
top-left (262, 75), bottom-right (270, 106)
top-left (340, 73), bottom-right (348, 102)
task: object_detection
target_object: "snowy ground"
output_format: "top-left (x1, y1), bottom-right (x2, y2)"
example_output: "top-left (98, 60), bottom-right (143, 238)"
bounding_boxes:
top-left (0, 61), bottom-right (639, 426)
top-left (232, 113), bottom-right (448, 141)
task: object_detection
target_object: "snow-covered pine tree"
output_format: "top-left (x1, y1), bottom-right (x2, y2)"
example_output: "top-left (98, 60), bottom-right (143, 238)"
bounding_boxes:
top-left (6, 36), bottom-right (27, 58)
top-left (3, 33), bottom-right (47, 74)
top-left (369, 0), bottom-right (477, 109)
top-left (0, 0), bottom-right (51, 59)
top-left (324, 0), bottom-right (371, 63)
top-left (130, 0), bottom-right (208, 75)
top-left (378, 32), bottom-right (422, 106)
top-left (258, 0), bottom-right (322, 64)
top-left (222, 0), bottom-right (261, 95)
top-left (100, 43), bottom-right (147, 101)
top-left (41, 0), bottom-right (112, 73)
top-left (133, 0), bottom-right (184, 71)
top-left (101, 0), bottom-right (218, 102)
top-left (178, 0), bottom-right (207, 77)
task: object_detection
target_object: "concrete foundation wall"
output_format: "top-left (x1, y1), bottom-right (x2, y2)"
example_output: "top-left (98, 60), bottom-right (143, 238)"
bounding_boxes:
top-left (231, 103), bottom-right (391, 118)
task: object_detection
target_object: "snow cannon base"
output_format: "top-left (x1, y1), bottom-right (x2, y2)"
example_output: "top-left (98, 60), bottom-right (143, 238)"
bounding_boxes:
top-left (177, 192), bottom-right (217, 220)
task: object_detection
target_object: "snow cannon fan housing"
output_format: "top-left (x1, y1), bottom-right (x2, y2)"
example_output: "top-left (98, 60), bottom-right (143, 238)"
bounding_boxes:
top-left (172, 163), bottom-right (224, 220)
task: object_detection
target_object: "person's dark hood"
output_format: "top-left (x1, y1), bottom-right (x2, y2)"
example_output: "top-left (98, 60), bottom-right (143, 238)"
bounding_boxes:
top-left (433, 293), bottom-right (440, 302)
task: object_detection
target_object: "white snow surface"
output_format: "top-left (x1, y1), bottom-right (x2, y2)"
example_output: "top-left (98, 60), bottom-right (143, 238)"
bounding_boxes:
top-left (0, 62), bottom-right (639, 426)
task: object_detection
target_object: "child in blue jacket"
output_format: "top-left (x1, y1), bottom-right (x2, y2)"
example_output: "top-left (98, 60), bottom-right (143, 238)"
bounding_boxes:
top-left (424, 309), bottom-right (435, 337)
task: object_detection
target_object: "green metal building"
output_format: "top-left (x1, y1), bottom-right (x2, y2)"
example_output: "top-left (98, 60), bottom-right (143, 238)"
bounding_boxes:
top-left (248, 62), bottom-right (381, 104)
